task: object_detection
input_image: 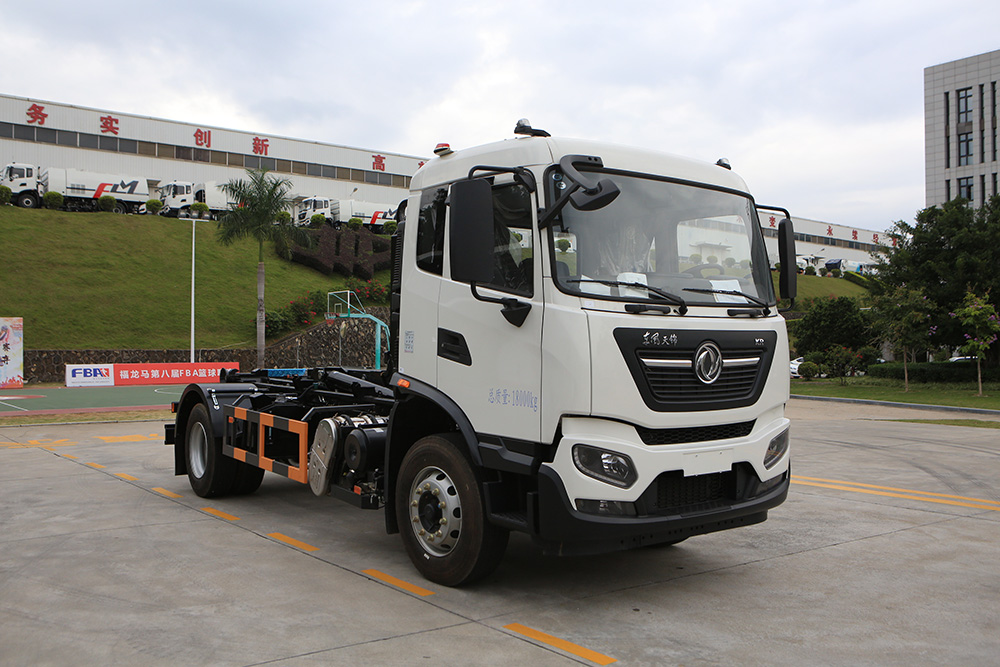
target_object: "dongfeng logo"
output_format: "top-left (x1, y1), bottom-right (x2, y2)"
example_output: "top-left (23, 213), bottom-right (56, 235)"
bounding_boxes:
top-left (693, 342), bottom-right (723, 384)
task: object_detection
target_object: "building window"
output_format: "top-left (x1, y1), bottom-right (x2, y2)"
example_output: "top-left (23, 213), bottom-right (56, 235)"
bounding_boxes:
top-left (958, 88), bottom-right (973, 124)
top-left (118, 138), bottom-right (137, 154)
top-left (57, 130), bottom-right (78, 147)
top-left (957, 176), bottom-right (974, 202)
top-left (36, 127), bottom-right (57, 144)
top-left (959, 133), bottom-right (973, 165)
top-left (98, 135), bottom-right (118, 151)
top-left (174, 146), bottom-right (192, 160)
top-left (138, 141), bottom-right (156, 156)
top-left (13, 124), bottom-right (35, 141)
top-left (0, 121), bottom-right (12, 138)
top-left (79, 133), bottom-right (99, 149)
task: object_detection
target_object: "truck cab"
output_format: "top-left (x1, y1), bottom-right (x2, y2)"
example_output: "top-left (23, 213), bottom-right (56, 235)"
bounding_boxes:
top-left (391, 122), bottom-right (794, 563)
top-left (2, 162), bottom-right (40, 208)
top-left (158, 180), bottom-right (195, 216)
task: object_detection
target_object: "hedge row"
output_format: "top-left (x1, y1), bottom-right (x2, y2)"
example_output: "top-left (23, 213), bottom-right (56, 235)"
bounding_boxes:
top-left (865, 361), bottom-right (999, 383)
top-left (291, 227), bottom-right (391, 279)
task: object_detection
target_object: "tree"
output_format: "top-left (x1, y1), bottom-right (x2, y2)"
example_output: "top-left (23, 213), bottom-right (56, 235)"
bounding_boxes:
top-left (873, 197), bottom-right (1000, 351)
top-left (217, 168), bottom-right (313, 368)
top-left (950, 291), bottom-right (1000, 396)
top-left (792, 297), bottom-right (870, 358)
top-left (869, 286), bottom-right (933, 391)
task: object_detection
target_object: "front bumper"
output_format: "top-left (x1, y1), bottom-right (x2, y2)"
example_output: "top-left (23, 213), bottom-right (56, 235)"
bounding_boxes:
top-left (529, 464), bottom-right (789, 555)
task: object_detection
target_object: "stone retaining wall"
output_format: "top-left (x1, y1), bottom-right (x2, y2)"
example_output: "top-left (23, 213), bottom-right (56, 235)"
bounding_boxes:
top-left (24, 307), bottom-right (391, 384)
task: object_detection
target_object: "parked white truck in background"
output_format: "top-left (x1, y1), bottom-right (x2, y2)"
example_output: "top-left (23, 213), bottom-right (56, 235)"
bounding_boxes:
top-left (158, 180), bottom-right (232, 218)
top-left (296, 195), bottom-right (395, 232)
top-left (1, 162), bottom-right (150, 213)
top-left (165, 120), bottom-right (798, 586)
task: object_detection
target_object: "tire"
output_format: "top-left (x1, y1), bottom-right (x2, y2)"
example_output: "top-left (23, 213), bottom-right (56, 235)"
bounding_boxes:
top-left (113, 200), bottom-right (127, 214)
top-left (230, 464), bottom-right (265, 495)
top-left (395, 434), bottom-right (509, 586)
top-left (17, 192), bottom-right (38, 209)
top-left (185, 403), bottom-right (238, 497)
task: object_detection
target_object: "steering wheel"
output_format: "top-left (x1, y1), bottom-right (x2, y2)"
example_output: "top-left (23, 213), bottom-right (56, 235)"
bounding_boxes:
top-left (683, 263), bottom-right (726, 278)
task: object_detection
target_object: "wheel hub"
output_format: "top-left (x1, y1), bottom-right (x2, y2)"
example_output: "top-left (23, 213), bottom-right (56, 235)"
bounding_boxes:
top-left (407, 466), bottom-right (462, 557)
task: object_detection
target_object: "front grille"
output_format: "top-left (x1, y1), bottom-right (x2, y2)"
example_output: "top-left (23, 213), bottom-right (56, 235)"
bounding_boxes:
top-left (636, 420), bottom-right (755, 445)
top-left (638, 348), bottom-right (762, 402)
top-left (650, 469), bottom-right (732, 513)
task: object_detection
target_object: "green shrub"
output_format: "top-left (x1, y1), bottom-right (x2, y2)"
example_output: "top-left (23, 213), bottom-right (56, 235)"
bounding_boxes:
top-left (804, 265), bottom-right (816, 276)
top-left (0, 185), bottom-right (11, 205)
top-left (706, 255), bottom-right (719, 265)
top-left (98, 195), bottom-right (117, 212)
top-left (804, 351), bottom-right (826, 366)
top-left (345, 276), bottom-right (389, 303)
top-left (275, 210), bottom-right (291, 224)
top-left (42, 190), bottom-right (64, 209)
top-left (382, 220), bottom-right (398, 236)
top-left (819, 268), bottom-right (829, 277)
top-left (843, 271), bottom-right (870, 289)
top-left (798, 361), bottom-right (820, 380)
top-left (689, 253), bottom-right (702, 264)
top-left (831, 268), bottom-right (842, 278)
top-left (347, 217), bottom-right (363, 231)
top-left (310, 213), bottom-right (326, 227)
top-left (865, 361), bottom-right (1000, 383)
top-left (191, 201), bottom-right (210, 214)
top-left (145, 198), bottom-right (164, 214)
top-left (556, 238), bottom-right (571, 253)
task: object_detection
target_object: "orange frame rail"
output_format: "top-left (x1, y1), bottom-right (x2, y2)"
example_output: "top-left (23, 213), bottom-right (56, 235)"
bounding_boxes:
top-left (223, 405), bottom-right (310, 484)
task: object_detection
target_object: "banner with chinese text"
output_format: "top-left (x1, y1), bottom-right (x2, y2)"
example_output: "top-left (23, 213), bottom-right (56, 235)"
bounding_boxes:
top-left (0, 318), bottom-right (24, 389)
top-left (113, 362), bottom-right (239, 386)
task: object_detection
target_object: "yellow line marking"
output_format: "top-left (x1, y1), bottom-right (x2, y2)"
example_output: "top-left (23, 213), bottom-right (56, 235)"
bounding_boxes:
top-left (202, 507), bottom-right (240, 521)
top-left (95, 434), bottom-right (162, 442)
top-left (114, 473), bottom-right (139, 481)
top-left (267, 532), bottom-right (319, 552)
top-left (792, 477), bottom-right (1000, 512)
top-left (505, 623), bottom-right (616, 665)
top-left (153, 487), bottom-right (182, 499)
top-left (85, 462), bottom-right (106, 469)
top-left (362, 569), bottom-right (435, 597)
top-left (794, 475), bottom-right (1000, 506)
top-left (62, 454), bottom-right (78, 459)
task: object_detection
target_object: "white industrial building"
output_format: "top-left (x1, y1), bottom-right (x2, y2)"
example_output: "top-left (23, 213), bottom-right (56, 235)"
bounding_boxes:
top-left (2, 92), bottom-right (884, 271)
top-left (0, 93), bottom-right (425, 213)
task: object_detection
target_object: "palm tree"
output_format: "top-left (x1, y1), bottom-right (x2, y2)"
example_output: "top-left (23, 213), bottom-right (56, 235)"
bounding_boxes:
top-left (217, 168), bottom-right (313, 368)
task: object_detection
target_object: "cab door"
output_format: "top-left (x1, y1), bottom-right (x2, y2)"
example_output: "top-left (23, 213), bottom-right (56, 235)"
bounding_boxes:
top-left (436, 179), bottom-right (543, 443)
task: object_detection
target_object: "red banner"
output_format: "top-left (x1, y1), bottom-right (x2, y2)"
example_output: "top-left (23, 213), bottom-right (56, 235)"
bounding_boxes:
top-left (113, 362), bottom-right (239, 386)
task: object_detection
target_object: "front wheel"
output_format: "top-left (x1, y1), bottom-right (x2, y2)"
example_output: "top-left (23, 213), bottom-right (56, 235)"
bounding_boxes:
top-left (17, 192), bottom-right (39, 209)
top-left (395, 434), bottom-right (508, 586)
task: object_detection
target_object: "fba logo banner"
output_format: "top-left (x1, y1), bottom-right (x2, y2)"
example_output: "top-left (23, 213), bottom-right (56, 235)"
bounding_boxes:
top-left (65, 364), bottom-right (115, 387)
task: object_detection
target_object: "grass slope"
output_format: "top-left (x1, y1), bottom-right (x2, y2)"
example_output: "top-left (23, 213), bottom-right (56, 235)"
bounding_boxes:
top-left (1, 207), bottom-right (362, 349)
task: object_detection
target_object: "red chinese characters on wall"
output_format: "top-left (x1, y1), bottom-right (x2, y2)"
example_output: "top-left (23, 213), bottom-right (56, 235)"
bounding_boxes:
top-left (769, 216), bottom-right (776, 228)
top-left (194, 129), bottom-right (212, 148)
top-left (827, 226), bottom-right (834, 236)
top-left (26, 104), bottom-right (48, 125)
top-left (872, 233), bottom-right (879, 244)
top-left (852, 230), bottom-right (858, 240)
top-left (372, 154), bottom-right (386, 172)
top-left (100, 115), bottom-right (120, 135)
top-left (252, 137), bottom-right (269, 156)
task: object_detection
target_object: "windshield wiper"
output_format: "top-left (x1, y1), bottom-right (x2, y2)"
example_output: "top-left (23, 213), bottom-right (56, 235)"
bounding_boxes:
top-left (569, 279), bottom-right (688, 314)
top-left (683, 287), bottom-right (771, 315)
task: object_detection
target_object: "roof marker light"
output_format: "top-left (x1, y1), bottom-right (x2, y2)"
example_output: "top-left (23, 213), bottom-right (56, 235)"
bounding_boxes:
top-left (434, 143), bottom-right (453, 156)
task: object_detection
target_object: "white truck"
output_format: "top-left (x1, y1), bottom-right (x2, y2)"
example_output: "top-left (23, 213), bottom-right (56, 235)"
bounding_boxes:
top-left (296, 195), bottom-right (395, 232)
top-left (1, 163), bottom-right (150, 213)
top-left (158, 180), bottom-right (232, 218)
top-left (165, 121), bottom-right (797, 586)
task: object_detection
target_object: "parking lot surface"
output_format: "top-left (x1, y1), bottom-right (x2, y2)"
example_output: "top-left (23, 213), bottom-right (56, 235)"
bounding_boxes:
top-left (2, 399), bottom-right (998, 665)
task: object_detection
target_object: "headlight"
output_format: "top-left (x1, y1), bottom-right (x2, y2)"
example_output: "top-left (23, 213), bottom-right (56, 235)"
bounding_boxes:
top-left (572, 444), bottom-right (638, 488)
top-left (764, 427), bottom-right (790, 469)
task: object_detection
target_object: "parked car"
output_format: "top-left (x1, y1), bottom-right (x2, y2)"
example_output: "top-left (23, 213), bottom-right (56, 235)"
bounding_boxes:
top-left (790, 357), bottom-right (804, 377)
top-left (949, 355), bottom-right (975, 362)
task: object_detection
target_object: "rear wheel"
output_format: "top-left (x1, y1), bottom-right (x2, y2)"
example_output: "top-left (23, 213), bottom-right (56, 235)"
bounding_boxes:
top-left (112, 200), bottom-right (127, 214)
top-left (395, 434), bottom-right (508, 586)
top-left (186, 403), bottom-right (237, 497)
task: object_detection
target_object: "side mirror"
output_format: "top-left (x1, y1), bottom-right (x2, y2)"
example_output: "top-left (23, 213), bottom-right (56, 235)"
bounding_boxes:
top-left (777, 218), bottom-right (797, 302)
top-left (449, 179), bottom-right (494, 284)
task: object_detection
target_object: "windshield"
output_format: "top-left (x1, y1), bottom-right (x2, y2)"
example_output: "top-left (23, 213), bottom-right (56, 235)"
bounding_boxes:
top-left (549, 170), bottom-right (774, 308)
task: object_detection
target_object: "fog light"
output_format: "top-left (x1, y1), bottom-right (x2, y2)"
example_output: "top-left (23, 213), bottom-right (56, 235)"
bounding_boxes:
top-left (764, 428), bottom-right (789, 469)
top-left (575, 499), bottom-right (638, 517)
top-left (573, 444), bottom-right (638, 488)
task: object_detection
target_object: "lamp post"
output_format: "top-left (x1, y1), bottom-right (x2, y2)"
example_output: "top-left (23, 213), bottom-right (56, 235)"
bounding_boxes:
top-left (190, 217), bottom-right (196, 363)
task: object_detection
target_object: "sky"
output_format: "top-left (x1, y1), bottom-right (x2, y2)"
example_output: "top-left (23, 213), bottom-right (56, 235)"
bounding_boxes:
top-left (4, 1), bottom-right (1000, 232)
